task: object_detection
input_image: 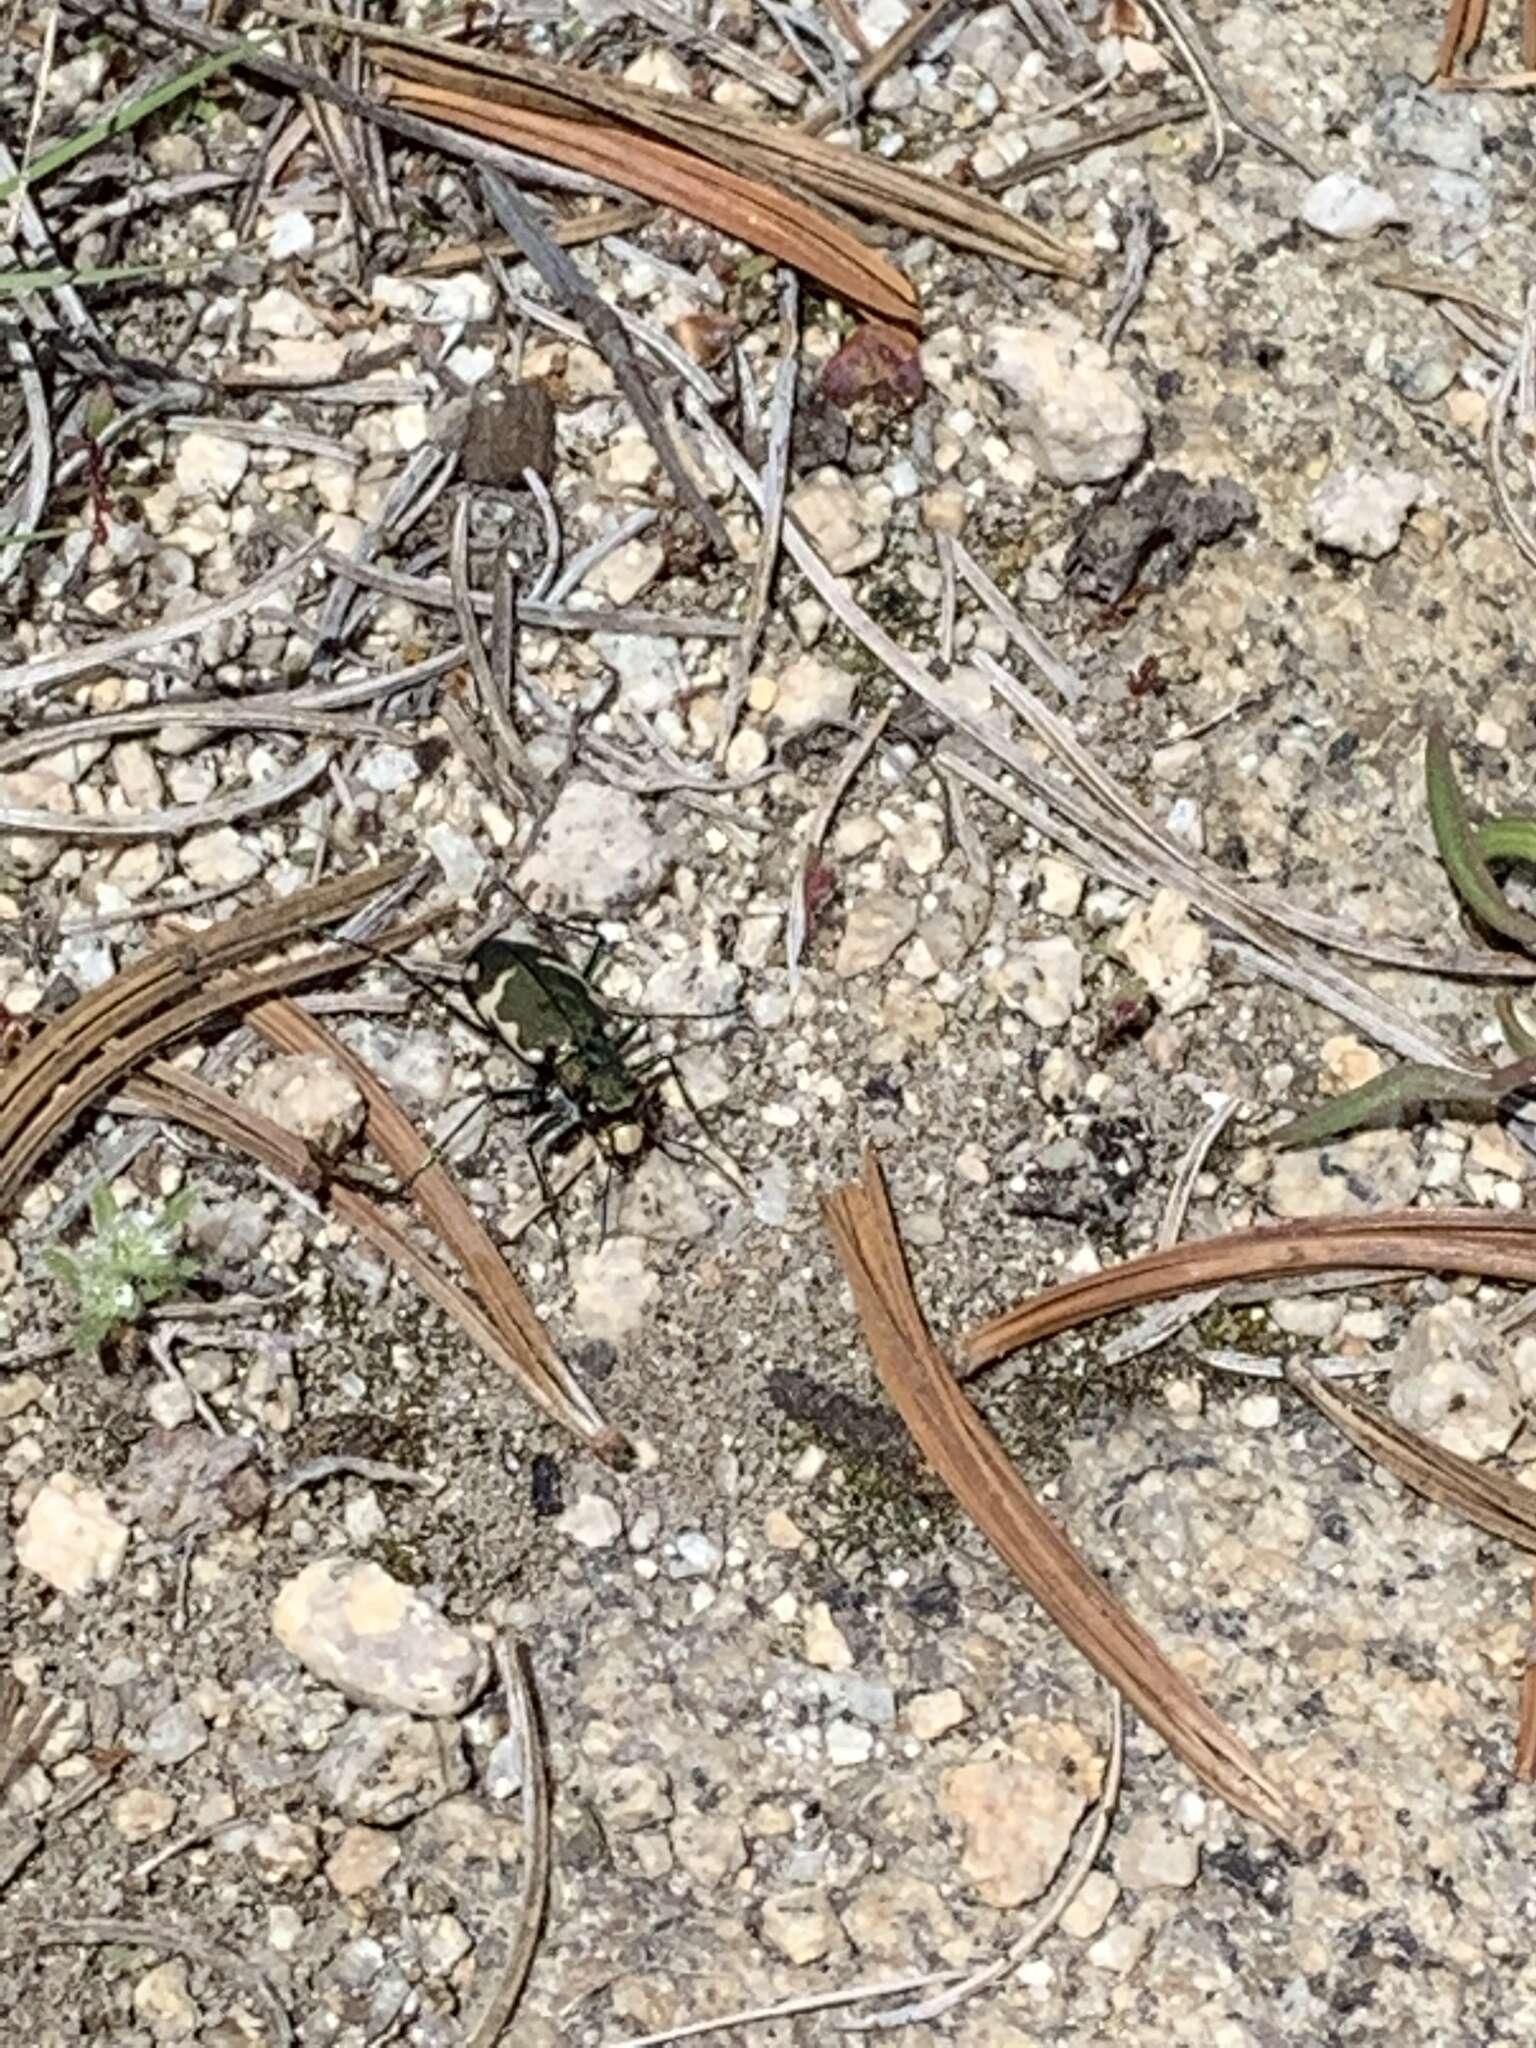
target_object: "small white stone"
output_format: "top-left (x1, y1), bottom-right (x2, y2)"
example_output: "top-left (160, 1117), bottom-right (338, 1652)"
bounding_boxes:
top-left (17, 1473), bottom-right (128, 1595)
top-left (518, 779), bottom-right (663, 915)
top-left (174, 431), bottom-right (248, 502)
top-left (787, 470), bottom-right (888, 574)
top-left (835, 892), bottom-right (917, 977)
top-left (825, 1718), bottom-right (874, 1766)
top-left (772, 654), bottom-right (854, 731)
top-left (1060, 1869), bottom-right (1120, 1940)
top-left (1111, 889), bottom-right (1209, 1015)
top-left (763, 1508), bottom-right (806, 1549)
top-left (250, 285), bottom-right (315, 337)
top-left (981, 323), bottom-right (1146, 484)
top-left (1038, 857), bottom-right (1086, 918)
top-left (1308, 465), bottom-right (1424, 560)
top-left (1114, 1815), bottom-right (1201, 1890)
top-left (572, 1236), bottom-right (656, 1340)
top-left (1299, 171), bottom-right (1406, 239)
top-left (803, 1600), bottom-right (854, 1671)
top-left (623, 45), bottom-right (694, 93)
top-left (905, 1687), bottom-right (967, 1741)
top-left (1237, 1392), bottom-right (1281, 1430)
top-left (242, 1053), bottom-right (364, 1157)
top-left (424, 823), bottom-right (485, 897)
top-left (133, 1958), bottom-right (197, 2041)
top-left (555, 1492), bottom-right (621, 1549)
top-left (266, 211), bottom-right (316, 261)
top-left (181, 826), bottom-right (260, 889)
top-left (590, 538), bottom-right (665, 606)
top-left (272, 1558), bottom-right (489, 1716)
top-left (667, 1530), bottom-right (722, 1579)
top-left (1087, 1917), bottom-right (1152, 1973)
top-left (1389, 1298), bottom-right (1522, 1461)
top-left (996, 935), bottom-right (1083, 1029)
top-left (761, 1890), bottom-right (842, 1965)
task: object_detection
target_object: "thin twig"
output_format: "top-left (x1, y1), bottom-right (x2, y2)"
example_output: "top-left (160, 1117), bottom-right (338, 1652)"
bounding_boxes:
top-left (1159, 1093), bottom-right (1236, 1249)
top-left (0, 539), bottom-right (322, 697)
top-left (463, 1639), bottom-right (551, 2048)
top-left (845, 1692), bottom-right (1125, 2031)
top-left (271, 1454), bottom-right (435, 1501)
top-left (1516, 1575), bottom-right (1536, 1780)
top-left (803, 0), bottom-right (966, 135)
top-left (1487, 288), bottom-right (1536, 574)
top-left (1106, 1093), bottom-right (1234, 1366)
top-left (716, 272), bottom-right (799, 764)
top-left (974, 99), bottom-right (1202, 194)
top-left (0, 331), bottom-right (51, 589)
top-left (478, 166), bottom-right (730, 556)
top-left (0, 748), bottom-right (330, 839)
top-left (2, 1918), bottom-right (291, 2047)
top-left (596, 1972), bottom-right (966, 2048)
top-left (1101, 189), bottom-right (1158, 352)
top-left (0, 703), bottom-right (393, 772)
top-left (787, 702), bottom-right (893, 993)
top-left (1139, 0), bottom-right (1318, 177)
top-left (448, 491), bottom-right (542, 802)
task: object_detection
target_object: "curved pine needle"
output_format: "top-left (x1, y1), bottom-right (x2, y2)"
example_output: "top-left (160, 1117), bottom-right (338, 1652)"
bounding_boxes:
top-left (1426, 725), bottom-right (1536, 951)
top-left (1271, 1062), bottom-right (1513, 1149)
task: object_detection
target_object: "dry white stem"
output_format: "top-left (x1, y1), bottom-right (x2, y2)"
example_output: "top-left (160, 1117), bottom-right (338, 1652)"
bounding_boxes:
top-left (0, 539), bottom-right (323, 697)
top-left (596, 1970), bottom-right (965, 2048)
top-left (787, 702), bottom-right (893, 992)
top-left (1159, 1093), bottom-right (1236, 1249)
top-left (0, 748), bottom-right (330, 839)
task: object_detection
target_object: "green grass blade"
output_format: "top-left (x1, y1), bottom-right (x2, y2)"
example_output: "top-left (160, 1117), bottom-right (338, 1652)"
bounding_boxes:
top-left (1270, 1062), bottom-right (1505, 1149)
top-left (1473, 815), bottom-right (1536, 867)
top-left (1424, 725), bottom-right (1536, 952)
top-left (0, 47), bottom-right (243, 205)
top-left (1, 250), bottom-right (225, 298)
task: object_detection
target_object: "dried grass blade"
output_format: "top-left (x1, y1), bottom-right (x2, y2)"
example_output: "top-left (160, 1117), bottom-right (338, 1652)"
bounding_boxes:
top-left (824, 1148), bottom-right (1305, 1847)
top-left (1516, 1579), bottom-right (1536, 1779)
top-left (275, 9), bottom-right (1084, 277)
top-left (383, 78), bottom-right (919, 325)
top-left (1286, 1362), bottom-right (1536, 1554)
top-left (1269, 1059), bottom-right (1529, 1149)
top-left (964, 1211), bottom-right (1536, 1369)
top-left (127, 1063), bottom-right (616, 1455)
top-left (248, 999), bottom-right (626, 1461)
top-left (0, 858), bottom-right (413, 1188)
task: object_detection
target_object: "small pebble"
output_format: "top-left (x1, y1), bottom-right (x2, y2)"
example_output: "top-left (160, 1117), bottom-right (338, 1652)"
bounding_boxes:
top-left (16, 1473), bottom-right (129, 1596)
top-left (272, 1558), bottom-right (489, 1717)
top-left (559, 1492), bottom-right (625, 1549)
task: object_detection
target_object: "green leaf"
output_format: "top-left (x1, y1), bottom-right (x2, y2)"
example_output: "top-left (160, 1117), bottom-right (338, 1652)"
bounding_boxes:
top-left (1271, 1061), bottom-right (1511, 1150)
top-left (1425, 726), bottom-right (1536, 953)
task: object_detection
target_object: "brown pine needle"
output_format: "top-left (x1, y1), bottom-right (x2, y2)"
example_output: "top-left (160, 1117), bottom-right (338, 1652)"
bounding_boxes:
top-left (823, 1147), bottom-right (1307, 1848)
top-left (964, 1211), bottom-right (1536, 1372)
top-left (1516, 1578), bottom-right (1536, 1780)
top-left (384, 76), bottom-right (919, 326)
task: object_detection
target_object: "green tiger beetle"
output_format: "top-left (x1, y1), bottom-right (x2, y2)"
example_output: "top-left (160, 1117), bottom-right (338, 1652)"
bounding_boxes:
top-left (376, 912), bottom-right (741, 1223)
top-left (466, 921), bottom-right (666, 1166)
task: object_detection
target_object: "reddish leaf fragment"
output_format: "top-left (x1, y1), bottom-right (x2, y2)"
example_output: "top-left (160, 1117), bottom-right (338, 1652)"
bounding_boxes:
top-left (820, 322), bottom-right (924, 416)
